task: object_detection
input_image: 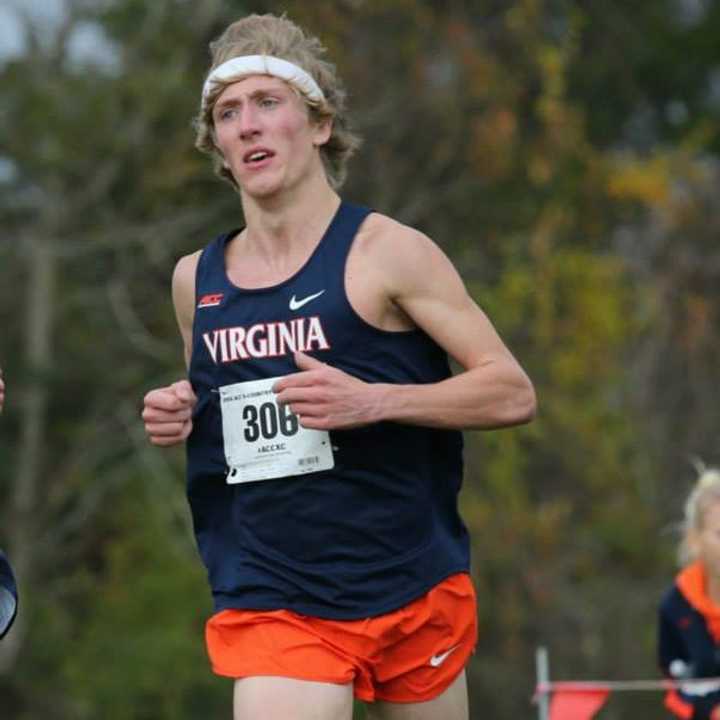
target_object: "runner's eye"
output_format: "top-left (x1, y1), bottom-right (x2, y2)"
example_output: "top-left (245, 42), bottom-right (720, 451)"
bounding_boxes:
top-left (221, 107), bottom-right (239, 121)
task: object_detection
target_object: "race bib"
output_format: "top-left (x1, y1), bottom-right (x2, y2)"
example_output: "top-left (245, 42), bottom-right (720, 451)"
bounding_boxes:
top-left (219, 376), bottom-right (334, 484)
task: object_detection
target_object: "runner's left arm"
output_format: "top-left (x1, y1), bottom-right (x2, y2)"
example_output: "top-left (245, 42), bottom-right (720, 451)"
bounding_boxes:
top-left (274, 223), bottom-right (535, 431)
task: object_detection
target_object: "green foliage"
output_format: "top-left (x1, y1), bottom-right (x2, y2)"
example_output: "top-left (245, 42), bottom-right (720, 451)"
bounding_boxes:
top-left (5, 470), bottom-right (228, 720)
top-left (57, 478), bottom-right (227, 720)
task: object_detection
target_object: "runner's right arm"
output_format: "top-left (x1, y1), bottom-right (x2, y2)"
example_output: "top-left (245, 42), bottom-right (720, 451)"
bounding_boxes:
top-left (141, 252), bottom-right (200, 446)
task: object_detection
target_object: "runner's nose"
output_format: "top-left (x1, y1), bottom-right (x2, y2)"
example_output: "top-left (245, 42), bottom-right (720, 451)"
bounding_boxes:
top-left (239, 105), bottom-right (261, 140)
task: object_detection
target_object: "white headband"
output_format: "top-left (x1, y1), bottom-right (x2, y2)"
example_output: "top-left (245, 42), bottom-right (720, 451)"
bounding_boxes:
top-left (202, 55), bottom-right (325, 110)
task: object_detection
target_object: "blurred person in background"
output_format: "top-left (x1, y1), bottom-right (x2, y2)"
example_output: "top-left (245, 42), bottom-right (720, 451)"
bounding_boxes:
top-left (142, 13), bottom-right (535, 720)
top-left (659, 465), bottom-right (720, 719)
top-left (0, 368), bottom-right (18, 639)
top-left (0, 551), bottom-right (17, 640)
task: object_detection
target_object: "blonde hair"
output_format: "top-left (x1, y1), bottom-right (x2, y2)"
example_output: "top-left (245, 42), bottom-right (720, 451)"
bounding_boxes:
top-left (678, 463), bottom-right (720, 565)
top-left (194, 14), bottom-right (361, 190)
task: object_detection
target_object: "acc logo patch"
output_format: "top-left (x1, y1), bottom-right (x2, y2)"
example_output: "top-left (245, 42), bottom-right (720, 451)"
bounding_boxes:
top-left (198, 293), bottom-right (224, 309)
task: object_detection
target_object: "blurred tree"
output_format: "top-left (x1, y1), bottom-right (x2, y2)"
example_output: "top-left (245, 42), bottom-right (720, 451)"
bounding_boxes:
top-left (0, 0), bottom-right (237, 716)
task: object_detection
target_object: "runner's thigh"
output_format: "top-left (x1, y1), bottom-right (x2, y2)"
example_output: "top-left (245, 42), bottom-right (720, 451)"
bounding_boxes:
top-left (234, 676), bottom-right (354, 720)
top-left (365, 670), bottom-right (468, 720)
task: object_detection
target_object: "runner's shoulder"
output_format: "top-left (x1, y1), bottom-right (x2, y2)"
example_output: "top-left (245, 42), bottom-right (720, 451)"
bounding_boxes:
top-left (359, 213), bottom-right (454, 293)
top-left (172, 250), bottom-right (202, 318)
top-left (357, 212), bottom-right (437, 264)
top-left (173, 250), bottom-right (202, 290)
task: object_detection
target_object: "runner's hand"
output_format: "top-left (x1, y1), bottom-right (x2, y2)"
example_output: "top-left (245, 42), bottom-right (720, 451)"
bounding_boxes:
top-left (273, 352), bottom-right (382, 430)
top-left (142, 380), bottom-right (197, 446)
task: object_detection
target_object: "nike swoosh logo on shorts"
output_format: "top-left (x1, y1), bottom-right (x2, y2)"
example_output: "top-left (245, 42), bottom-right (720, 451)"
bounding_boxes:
top-left (289, 290), bottom-right (325, 311)
top-left (430, 645), bottom-right (460, 667)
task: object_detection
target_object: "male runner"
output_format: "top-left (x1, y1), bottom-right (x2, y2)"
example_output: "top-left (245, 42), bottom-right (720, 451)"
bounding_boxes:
top-left (142, 14), bottom-right (536, 720)
top-left (0, 368), bottom-right (18, 640)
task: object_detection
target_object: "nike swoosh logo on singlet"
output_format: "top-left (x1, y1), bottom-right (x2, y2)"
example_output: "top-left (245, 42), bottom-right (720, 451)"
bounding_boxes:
top-left (430, 645), bottom-right (460, 667)
top-left (289, 290), bottom-right (325, 311)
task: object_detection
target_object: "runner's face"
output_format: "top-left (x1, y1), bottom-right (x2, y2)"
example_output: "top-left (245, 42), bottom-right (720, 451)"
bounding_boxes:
top-left (212, 75), bottom-right (330, 198)
top-left (694, 502), bottom-right (720, 579)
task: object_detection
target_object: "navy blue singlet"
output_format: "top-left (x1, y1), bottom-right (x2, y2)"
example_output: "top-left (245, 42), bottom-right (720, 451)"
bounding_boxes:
top-left (186, 201), bottom-right (470, 619)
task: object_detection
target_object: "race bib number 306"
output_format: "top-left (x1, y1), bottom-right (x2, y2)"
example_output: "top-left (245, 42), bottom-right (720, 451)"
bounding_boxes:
top-left (219, 377), bottom-right (334, 484)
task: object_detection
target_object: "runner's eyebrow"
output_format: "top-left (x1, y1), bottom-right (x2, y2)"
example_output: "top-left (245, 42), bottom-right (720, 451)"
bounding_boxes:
top-left (214, 87), bottom-right (289, 112)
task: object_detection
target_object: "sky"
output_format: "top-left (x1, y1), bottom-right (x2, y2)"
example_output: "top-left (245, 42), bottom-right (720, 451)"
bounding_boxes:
top-left (0, 0), bottom-right (65, 59)
top-left (0, 0), bottom-right (114, 67)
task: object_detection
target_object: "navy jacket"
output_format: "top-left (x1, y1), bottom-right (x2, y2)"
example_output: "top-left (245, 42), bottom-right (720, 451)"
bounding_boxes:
top-left (0, 550), bottom-right (17, 639)
top-left (659, 562), bottom-right (720, 719)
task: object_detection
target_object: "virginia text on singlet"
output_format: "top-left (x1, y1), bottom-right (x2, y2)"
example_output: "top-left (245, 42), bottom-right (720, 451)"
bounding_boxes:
top-left (186, 202), bottom-right (470, 619)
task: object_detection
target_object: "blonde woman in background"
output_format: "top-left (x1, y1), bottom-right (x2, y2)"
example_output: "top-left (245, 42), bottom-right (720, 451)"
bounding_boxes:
top-left (659, 465), bottom-right (720, 719)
